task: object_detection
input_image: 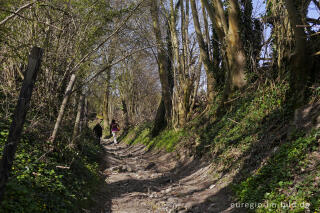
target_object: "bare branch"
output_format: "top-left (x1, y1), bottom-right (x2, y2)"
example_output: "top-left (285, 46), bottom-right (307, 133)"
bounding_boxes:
top-left (311, 32), bottom-right (320, 36)
top-left (0, 0), bottom-right (43, 26)
top-left (227, 118), bottom-right (241, 125)
top-left (70, 0), bottom-right (146, 74)
top-left (73, 46), bottom-right (155, 94)
top-left (0, 8), bottom-right (63, 31)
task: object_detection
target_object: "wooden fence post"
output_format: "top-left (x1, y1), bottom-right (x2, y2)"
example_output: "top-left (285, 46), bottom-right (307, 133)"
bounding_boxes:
top-left (0, 47), bottom-right (43, 202)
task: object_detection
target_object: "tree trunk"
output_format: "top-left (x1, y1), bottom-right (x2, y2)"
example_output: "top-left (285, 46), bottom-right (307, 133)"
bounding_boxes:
top-left (226, 0), bottom-right (247, 89)
top-left (103, 68), bottom-right (111, 132)
top-left (201, 0), bottom-right (225, 40)
top-left (212, 0), bottom-right (229, 36)
top-left (267, 0), bottom-right (293, 78)
top-left (180, 0), bottom-right (187, 76)
top-left (82, 98), bottom-right (88, 129)
top-left (203, 0), bottom-right (247, 94)
top-left (188, 63), bottom-right (202, 120)
top-left (0, 47), bottom-right (43, 202)
top-left (72, 93), bottom-right (84, 143)
top-left (181, 80), bottom-right (193, 125)
top-left (49, 74), bottom-right (76, 143)
top-left (201, 0), bottom-right (226, 88)
top-left (201, 0), bottom-right (212, 60)
top-left (122, 99), bottom-right (129, 132)
top-left (169, 0), bottom-right (183, 80)
top-left (151, 97), bottom-right (166, 137)
top-left (102, 42), bottom-right (116, 132)
top-left (190, 0), bottom-right (215, 102)
top-left (150, 0), bottom-right (173, 135)
top-left (178, 99), bottom-right (186, 125)
top-left (284, 0), bottom-right (310, 107)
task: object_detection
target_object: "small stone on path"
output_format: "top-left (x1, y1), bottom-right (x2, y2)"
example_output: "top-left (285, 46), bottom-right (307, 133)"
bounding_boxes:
top-left (145, 162), bottom-right (156, 170)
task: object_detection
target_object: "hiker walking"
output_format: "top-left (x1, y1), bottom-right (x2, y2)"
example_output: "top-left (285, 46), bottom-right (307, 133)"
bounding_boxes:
top-left (93, 121), bottom-right (102, 143)
top-left (110, 119), bottom-right (120, 144)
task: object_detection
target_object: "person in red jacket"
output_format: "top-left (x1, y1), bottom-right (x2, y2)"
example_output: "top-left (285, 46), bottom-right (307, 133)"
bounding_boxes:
top-left (110, 119), bottom-right (120, 144)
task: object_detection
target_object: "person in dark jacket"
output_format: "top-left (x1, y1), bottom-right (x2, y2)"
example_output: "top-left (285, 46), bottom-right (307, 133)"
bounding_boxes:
top-left (93, 121), bottom-right (102, 143)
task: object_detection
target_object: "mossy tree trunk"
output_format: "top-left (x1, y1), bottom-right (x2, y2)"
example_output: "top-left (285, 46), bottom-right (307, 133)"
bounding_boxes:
top-left (150, 0), bottom-right (173, 135)
top-left (121, 99), bottom-right (129, 132)
top-left (151, 97), bottom-right (166, 137)
top-left (267, 0), bottom-right (294, 78)
top-left (284, 0), bottom-right (311, 107)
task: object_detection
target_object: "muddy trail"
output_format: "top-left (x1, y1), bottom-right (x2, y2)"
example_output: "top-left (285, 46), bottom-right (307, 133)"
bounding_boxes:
top-left (89, 140), bottom-right (244, 213)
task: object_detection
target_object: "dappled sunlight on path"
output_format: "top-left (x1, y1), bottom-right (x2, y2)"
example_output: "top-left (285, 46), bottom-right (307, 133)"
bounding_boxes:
top-left (89, 139), bottom-right (245, 213)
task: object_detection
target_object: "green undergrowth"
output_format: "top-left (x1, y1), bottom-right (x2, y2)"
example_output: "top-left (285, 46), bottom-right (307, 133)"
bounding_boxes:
top-left (0, 123), bottom-right (104, 212)
top-left (235, 129), bottom-right (320, 212)
top-left (122, 79), bottom-right (320, 212)
top-left (121, 123), bottom-right (187, 152)
top-left (190, 80), bottom-right (320, 212)
top-left (118, 78), bottom-right (320, 212)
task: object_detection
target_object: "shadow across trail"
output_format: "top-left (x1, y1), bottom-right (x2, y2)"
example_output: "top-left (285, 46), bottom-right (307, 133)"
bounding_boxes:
top-left (89, 139), bottom-right (243, 213)
top-left (188, 104), bottom-right (291, 212)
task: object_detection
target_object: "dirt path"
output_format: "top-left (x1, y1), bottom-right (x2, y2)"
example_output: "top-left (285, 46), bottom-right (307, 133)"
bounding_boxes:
top-left (89, 140), bottom-right (243, 213)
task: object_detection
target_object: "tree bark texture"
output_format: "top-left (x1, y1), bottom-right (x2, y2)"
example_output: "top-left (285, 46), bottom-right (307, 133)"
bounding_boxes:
top-left (204, 0), bottom-right (247, 94)
top-left (103, 67), bottom-right (111, 132)
top-left (150, 0), bottom-right (173, 135)
top-left (168, 0), bottom-right (200, 127)
top-left (267, 0), bottom-right (294, 78)
top-left (49, 74), bottom-right (76, 143)
top-left (72, 93), bottom-right (84, 142)
top-left (83, 98), bottom-right (88, 129)
top-left (190, 0), bottom-right (215, 102)
top-left (201, 0), bottom-right (225, 40)
top-left (122, 99), bottom-right (129, 131)
top-left (102, 44), bottom-right (116, 132)
top-left (151, 97), bottom-right (166, 137)
top-left (226, 0), bottom-right (247, 89)
top-left (284, 0), bottom-right (310, 106)
top-left (0, 47), bottom-right (43, 202)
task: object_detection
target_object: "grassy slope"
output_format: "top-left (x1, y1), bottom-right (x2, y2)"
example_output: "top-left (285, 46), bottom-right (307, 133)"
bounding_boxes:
top-left (0, 120), bottom-right (105, 212)
top-left (121, 123), bottom-right (187, 152)
top-left (122, 80), bottom-right (320, 212)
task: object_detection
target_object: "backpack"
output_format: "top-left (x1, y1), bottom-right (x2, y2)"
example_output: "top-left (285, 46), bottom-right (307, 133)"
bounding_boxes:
top-left (111, 123), bottom-right (120, 131)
